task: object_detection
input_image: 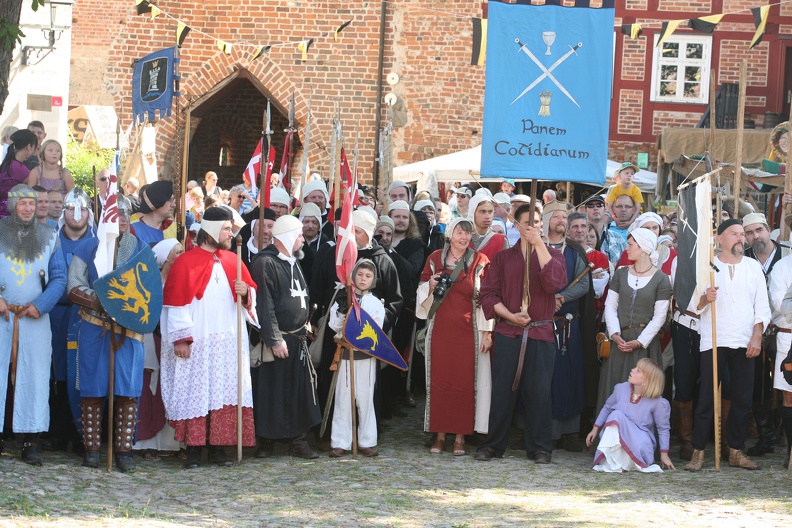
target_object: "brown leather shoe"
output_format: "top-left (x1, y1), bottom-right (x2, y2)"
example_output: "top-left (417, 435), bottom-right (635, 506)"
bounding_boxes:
top-left (329, 448), bottom-right (346, 458)
top-left (684, 449), bottom-right (705, 471)
top-left (359, 447), bottom-right (379, 457)
top-left (728, 448), bottom-right (759, 470)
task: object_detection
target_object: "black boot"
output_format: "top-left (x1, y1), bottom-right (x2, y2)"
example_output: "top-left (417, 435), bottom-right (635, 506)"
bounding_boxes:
top-left (208, 445), bottom-right (235, 466)
top-left (779, 406), bottom-right (792, 469)
top-left (184, 446), bottom-right (202, 469)
top-left (21, 434), bottom-right (41, 466)
top-left (747, 403), bottom-right (775, 456)
top-left (289, 435), bottom-right (318, 459)
top-left (254, 438), bottom-right (274, 459)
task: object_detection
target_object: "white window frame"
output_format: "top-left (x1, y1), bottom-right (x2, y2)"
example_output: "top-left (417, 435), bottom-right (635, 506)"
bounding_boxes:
top-left (649, 34), bottom-right (712, 104)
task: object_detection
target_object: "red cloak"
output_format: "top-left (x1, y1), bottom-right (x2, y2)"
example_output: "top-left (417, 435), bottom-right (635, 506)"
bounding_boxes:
top-left (163, 246), bottom-right (256, 307)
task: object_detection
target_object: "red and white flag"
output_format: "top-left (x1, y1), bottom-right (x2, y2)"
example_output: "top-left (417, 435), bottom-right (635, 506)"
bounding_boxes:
top-left (278, 130), bottom-right (294, 192)
top-left (339, 147), bottom-right (360, 206)
top-left (94, 151), bottom-right (121, 278)
top-left (335, 189), bottom-right (357, 286)
top-left (263, 145), bottom-right (275, 208)
top-left (243, 139), bottom-right (262, 189)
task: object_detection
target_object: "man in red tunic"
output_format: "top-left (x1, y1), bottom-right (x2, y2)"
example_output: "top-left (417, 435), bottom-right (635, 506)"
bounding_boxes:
top-left (474, 203), bottom-right (567, 463)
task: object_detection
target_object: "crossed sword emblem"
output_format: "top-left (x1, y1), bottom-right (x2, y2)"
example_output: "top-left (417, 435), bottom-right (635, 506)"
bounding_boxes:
top-left (511, 38), bottom-right (583, 107)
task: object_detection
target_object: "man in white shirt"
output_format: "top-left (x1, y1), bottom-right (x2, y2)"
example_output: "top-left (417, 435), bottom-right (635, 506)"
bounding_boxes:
top-left (685, 219), bottom-right (771, 472)
top-left (767, 251), bottom-right (792, 469)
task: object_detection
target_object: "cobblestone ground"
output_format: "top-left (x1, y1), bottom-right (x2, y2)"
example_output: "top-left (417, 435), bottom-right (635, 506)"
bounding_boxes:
top-left (1, 400), bottom-right (791, 527)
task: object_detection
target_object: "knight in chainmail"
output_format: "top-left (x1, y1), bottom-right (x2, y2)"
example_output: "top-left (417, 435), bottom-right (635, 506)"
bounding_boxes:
top-left (48, 187), bottom-right (96, 452)
top-left (0, 184), bottom-right (67, 465)
top-left (66, 195), bottom-right (146, 472)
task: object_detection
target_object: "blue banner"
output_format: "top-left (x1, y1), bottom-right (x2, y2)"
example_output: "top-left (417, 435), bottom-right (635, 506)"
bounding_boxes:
top-left (343, 308), bottom-right (407, 371)
top-left (132, 47), bottom-right (176, 123)
top-left (481, 1), bottom-right (614, 184)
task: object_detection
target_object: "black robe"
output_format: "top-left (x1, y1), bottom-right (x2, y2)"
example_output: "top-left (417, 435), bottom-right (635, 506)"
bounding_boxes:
top-left (250, 245), bottom-right (321, 439)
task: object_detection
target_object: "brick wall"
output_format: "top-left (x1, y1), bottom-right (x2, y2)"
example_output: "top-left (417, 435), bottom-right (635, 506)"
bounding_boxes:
top-left (618, 89), bottom-right (645, 134)
top-left (69, 0), bottom-right (493, 188)
top-left (657, 0), bottom-right (712, 12)
top-left (609, 140), bottom-right (658, 170)
top-left (621, 36), bottom-right (647, 81)
top-left (652, 110), bottom-right (702, 135)
top-left (718, 40), bottom-right (769, 87)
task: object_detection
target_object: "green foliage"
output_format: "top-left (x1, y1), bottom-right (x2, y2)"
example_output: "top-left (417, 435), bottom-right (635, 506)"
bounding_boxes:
top-left (30, 0), bottom-right (45, 11)
top-left (65, 136), bottom-right (114, 197)
top-left (0, 19), bottom-right (25, 50)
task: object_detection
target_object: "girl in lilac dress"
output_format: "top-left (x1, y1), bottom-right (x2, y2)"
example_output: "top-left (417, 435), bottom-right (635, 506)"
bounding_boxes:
top-left (586, 358), bottom-right (675, 472)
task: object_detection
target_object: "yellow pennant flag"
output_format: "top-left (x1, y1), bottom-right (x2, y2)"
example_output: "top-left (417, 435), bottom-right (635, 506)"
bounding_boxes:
top-left (218, 40), bottom-right (232, 55)
top-left (176, 21), bottom-right (191, 48)
top-left (750, 5), bottom-right (771, 49)
top-left (150, 6), bottom-right (161, 20)
top-left (297, 39), bottom-right (314, 62)
top-left (657, 20), bottom-right (683, 48)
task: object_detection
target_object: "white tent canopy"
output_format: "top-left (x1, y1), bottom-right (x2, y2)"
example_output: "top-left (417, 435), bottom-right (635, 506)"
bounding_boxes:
top-left (394, 145), bottom-right (656, 194)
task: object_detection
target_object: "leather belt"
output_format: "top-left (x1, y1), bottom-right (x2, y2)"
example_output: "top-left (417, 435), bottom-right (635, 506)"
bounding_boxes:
top-left (777, 327), bottom-right (792, 334)
top-left (79, 310), bottom-right (143, 343)
top-left (623, 323), bottom-right (646, 330)
top-left (8, 304), bottom-right (26, 387)
top-left (508, 319), bottom-right (554, 392)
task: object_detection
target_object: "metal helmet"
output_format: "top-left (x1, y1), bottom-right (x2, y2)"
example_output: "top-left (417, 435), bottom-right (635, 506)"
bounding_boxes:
top-left (116, 194), bottom-right (132, 225)
top-left (62, 187), bottom-right (91, 225)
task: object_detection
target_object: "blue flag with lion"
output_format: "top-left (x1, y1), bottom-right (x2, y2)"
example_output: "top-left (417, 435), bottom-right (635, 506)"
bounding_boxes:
top-left (343, 308), bottom-right (407, 371)
top-left (481, 0), bottom-right (614, 184)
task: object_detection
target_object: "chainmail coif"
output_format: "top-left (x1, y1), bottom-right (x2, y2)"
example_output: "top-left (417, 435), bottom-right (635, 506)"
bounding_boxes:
top-left (0, 184), bottom-right (56, 263)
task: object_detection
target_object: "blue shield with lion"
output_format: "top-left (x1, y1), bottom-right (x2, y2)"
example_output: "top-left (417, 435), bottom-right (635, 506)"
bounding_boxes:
top-left (94, 246), bottom-right (163, 334)
top-left (343, 308), bottom-right (407, 371)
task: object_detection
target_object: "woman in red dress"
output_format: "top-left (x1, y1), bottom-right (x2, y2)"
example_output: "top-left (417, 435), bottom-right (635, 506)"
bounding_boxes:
top-left (417, 218), bottom-right (493, 456)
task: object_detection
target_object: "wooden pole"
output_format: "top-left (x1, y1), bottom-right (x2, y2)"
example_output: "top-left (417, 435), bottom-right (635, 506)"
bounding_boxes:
top-left (734, 61), bottom-right (747, 217)
top-left (708, 70), bottom-right (717, 156)
top-left (522, 180), bottom-right (538, 312)
top-left (107, 327), bottom-right (116, 471)
top-left (709, 181), bottom-right (721, 470)
top-left (782, 96), bottom-right (792, 241)
top-left (180, 104), bottom-right (191, 244)
top-left (565, 181), bottom-right (571, 205)
top-left (236, 235), bottom-right (244, 464)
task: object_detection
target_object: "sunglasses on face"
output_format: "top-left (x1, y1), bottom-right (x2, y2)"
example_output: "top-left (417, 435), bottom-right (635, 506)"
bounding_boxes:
top-left (99, 177), bottom-right (108, 182)
top-left (586, 202), bottom-right (604, 208)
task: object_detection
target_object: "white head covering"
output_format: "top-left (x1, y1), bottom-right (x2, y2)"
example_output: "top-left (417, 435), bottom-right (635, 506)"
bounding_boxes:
top-left (467, 193), bottom-right (494, 222)
top-left (742, 212), bottom-right (768, 228)
top-left (387, 200), bottom-right (410, 213)
top-left (352, 210), bottom-right (376, 246)
top-left (629, 212), bottom-right (663, 234)
top-left (153, 239), bottom-right (181, 268)
top-left (301, 180), bottom-right (330, 208)
top-left (493, 192), bottom-right (512, 205)
top-left (492, 217), bottom-right (507, 234)
top-left (413, 199), bottom-right (435, 212)
top-left (657, 234), bottom-right (674, 247)
top-left (299, 202), bottom-right (322, 222)
top-left (247, 219), bottom-right (260, 256)
top-left (270, 187), bottom-right (291, 207)
top-left (219, 205), bottom-right (246, 235)
top-left (272, 215), bottom-right (303, 257)
top-left (188, 222), bottom-right (201, 233)
top-left (387, 180), bottom-right (409, 196)
top-left (630, 227), bottom-right (659, 266)
top-left (356, 205), bottom-right (378, 222)
top-left (475, 187), bottom-right (493, 198)
top-left (445, 217), bottom-right (474, 241)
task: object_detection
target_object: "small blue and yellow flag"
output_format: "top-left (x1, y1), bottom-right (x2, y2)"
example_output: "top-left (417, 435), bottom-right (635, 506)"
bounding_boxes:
top-left (343, 308), bottom-right (407, 370)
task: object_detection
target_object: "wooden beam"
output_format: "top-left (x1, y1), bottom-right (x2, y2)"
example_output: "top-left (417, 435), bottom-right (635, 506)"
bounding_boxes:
top-left (734, 61), bottom-right (747, 216)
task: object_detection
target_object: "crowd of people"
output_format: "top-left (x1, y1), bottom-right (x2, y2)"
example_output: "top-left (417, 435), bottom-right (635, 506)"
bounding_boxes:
top-left (1, 138), bottom-right (791, 475)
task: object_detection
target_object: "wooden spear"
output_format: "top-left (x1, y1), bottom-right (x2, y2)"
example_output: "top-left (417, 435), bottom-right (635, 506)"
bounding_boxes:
top-left (236, 235), bottom-right (244, 464)
top-left (733, 60), bottom-right (747, 217)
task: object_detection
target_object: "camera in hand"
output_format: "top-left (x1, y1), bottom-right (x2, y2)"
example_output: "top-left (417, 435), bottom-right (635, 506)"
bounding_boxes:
top-left (433, 273), bottom-right (453, 300)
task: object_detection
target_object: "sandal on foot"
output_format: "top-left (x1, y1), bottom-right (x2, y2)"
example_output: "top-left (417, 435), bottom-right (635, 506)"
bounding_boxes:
top-left (453, 440), bottom-right (466, 456)
top-left (429, 438), bottom-right (446, 454)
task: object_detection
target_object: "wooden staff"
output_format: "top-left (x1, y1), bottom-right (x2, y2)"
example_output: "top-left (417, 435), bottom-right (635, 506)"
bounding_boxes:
top-left (259, 101), bottom-right (272, 249)
top-left (106, 238), bottom-right (121, 471)
top-left (782, 97), bottom-right (792, 241)
top-left (92, 165), bottom-right (98, 219)
top-left (522, 180), bottom-right (539, 312)
top-left (708, 70), bottom-right (716, 156)
top-left (734, 60), bottom-right (747, 217)
top-left (710, 239), bottom-right (721, 471)
top-left (180, 104), bottom-right (191, 244)
top-left (236, 235), bottom-right (244, 464)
